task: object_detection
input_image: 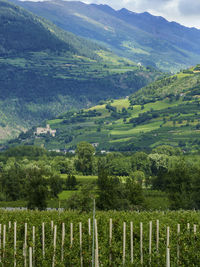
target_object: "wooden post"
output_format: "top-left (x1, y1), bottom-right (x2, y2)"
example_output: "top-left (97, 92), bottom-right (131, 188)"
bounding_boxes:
top-left (70, 223), bottom-right (73, 247)
top-left (79, 222), bottom-right (83, 267)
top-left (149, 221), bottom-right (152, 263)
top-left (3, 224), bottom-right (6, 261)
top-left (51, 221), bottom-right (54, 234)
top-left (194, 224), bottom-right (197, 235)
top-left (187, 223), bottom-right (190, 230)
top-left (166, 248), bottom-right (170, 267)
top-left (88, 218), bottom-right (91, 259)
top-left (130, 221), bottom-right (133, 264)
top-left (167, 227), bottom-right (170, 248)
top-left (123, 222), bottom-right (126, 265)
top-left (61, 223), bottom-right (65, 262)
top-left (177, 224), bottom-right (180, 264)
top-left (156, 220), bottom-right (159, 253)
top-left (24, 223), bottom-right (27, 267)
top-left (14, 222), bottom-right (17, 267)
top-left (52, 225), bottom-right (57, 267)
top-left (9, 221), bottom-right (11, 229)
top-left (29, 247), bottom-right (32, 267)
top-left (32, 226), bottom-right (35, 267)
top-left (140, 222), bottom-right (143, 265)
top-left (88, 218), bottom-right (91, 236)
top-left (0, 224), bottom-right (1, 263)
top-left (95, 219), bottom-right (99, 267)
top-left (42, 222), bottom-right (45, 258)
top-left (109, 218), bottom-right (112, 264)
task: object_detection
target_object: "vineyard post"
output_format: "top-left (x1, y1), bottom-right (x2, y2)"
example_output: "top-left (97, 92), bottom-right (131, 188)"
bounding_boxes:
top-left (166, 247), bottom-right (170, 267)
top-left (79, 222), bottom-right (83, 267)
top-left (70, 223), bottom-right (73, 247)
top-left (52, 225), bottom-right (57, 267)
top-left (14, 222), bottom-right (17, 267)
top-left (95, 219), bottom-right (99, 267)
top-left (61, 222), bottom-right (65, 262)
top-left (24, 223), bottom-right (27, 267)
top-left (166, 227), bottom-right (170, 267)
top-left (194, 224), bottom-right (197, 235)
top-left (9, 221), bottom-right (11, 229)
top-left (51, 221), bottom-right (54, 235)
top-left (42, 222), bottom-right (45, 258)
top-left (3, 224), bottom-right (6, 262)
top-left (156, 220), bottom-right (159, 253)
top-left (29, 247), bottom-right (32, 267)
top-left (123, 222), bottom-right (126, 265)
top-left (140, 222), bottom-right (143, 265)
top-left (88, 218), bottom-right (91, 258)
top-left (177, 224), bottom-right (180, 264)
top-left (149, 221), bottom-right (152, 264)
top-left (187, 223), bottom-right (190, 231)
top-left (167, 227), bottom-right (170, 248)
top-left (88, 218), bottom-right (91, 236)
top-left (0, 224), bottom-right (1, 263)
top-left (109, 218), bottom-right (112, 264)
top-left (130, 221), bottom-right (133, 264)
top-left (92, 199), bottom-right (95, 267)
top-left (32, 226), bottom-right (35, 267)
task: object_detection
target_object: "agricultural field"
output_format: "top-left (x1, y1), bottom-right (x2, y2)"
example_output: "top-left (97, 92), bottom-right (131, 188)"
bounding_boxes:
top-left (23, 94), bottom-right (200, 152)
top-left (0, 210), bottom-right (200, 266)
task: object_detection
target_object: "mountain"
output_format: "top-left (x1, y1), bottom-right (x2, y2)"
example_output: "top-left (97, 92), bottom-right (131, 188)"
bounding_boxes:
top-left (12, 65), bottom-right (200, 153)
top-left (0, 0), bottom-right (161, 141)
top-left (10, 0), bottom-right (200, 72)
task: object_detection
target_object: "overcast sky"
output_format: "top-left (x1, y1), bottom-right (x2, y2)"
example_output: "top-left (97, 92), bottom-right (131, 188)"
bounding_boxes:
top-left (70, 0), bottom-right (200, 29)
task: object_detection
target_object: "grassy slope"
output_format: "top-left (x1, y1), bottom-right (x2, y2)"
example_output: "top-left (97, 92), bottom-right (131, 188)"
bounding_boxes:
top-left (15, 66), bottom-right (200, 152)
top-left (0, 0), bottom-right (160, 141)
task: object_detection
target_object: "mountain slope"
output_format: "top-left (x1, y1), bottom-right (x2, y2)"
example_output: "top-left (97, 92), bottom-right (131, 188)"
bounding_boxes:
top-left (11, 0), bottom-right (200, 72)
top-left (13, 66), bottom-right (200, 152)
top-left (0, 0), bottom-right (160, 141)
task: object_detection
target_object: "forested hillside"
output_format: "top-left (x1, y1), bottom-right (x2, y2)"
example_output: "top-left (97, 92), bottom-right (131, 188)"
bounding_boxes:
top-left (0, 0), bottom-right (160, 140)
top-left (11, 0), bottom-right (200, 72)
top-left (12, 66), bottom-right (200, 152)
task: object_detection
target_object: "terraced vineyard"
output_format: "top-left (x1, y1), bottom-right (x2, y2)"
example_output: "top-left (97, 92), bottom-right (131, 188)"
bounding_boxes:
top-left (0, 210), bottom-right (200, 266)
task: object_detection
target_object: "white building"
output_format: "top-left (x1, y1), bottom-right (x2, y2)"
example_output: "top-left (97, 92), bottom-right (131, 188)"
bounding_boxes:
top-left (35, 124), bottom-right (56, 137)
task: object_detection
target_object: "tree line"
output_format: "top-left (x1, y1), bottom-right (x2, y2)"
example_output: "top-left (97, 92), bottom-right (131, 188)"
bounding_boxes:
top-left (0, 143), bottom-right (200, 211)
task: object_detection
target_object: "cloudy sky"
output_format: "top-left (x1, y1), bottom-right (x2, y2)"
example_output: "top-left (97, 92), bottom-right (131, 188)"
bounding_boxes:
top-left (73, 0), bottom-right (200, 29)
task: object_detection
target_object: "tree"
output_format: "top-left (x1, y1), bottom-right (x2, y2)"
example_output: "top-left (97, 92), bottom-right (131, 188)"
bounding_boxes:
top-left (49, 174), bottom-right (63, 198)
top-left (96, 159), bottom-right (144, 210)
top-left (75, 142), bottom-right (95, 175)
top-left (26, 174), bottom-right (49, 210)
top-left (66, 184), bottom-right (95, 212)
top-left (66, 174), bottom-right (77, 190)
top-left (0, 159), bottom-right (26, 201)
top-left (154, 158), bottom-right (200, 210)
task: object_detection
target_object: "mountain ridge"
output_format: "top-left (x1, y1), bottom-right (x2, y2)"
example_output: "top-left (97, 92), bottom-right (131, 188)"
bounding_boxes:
top-left (0, 0), bottom-right (160, 141)
top-left (10, 0), bottom-right (200, 71)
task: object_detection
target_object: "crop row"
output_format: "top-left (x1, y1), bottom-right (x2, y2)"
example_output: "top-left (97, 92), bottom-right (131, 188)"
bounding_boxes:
top-left (0, 210), bottom-right (200, 266)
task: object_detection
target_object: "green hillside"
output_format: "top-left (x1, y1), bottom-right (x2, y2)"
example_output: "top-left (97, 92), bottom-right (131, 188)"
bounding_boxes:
top-left (0, 0), bottom-right (160, 141)
top-left (12, 66), bottom-right (200, 152)
top-left (11, 0), bottom-right (200, 72)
